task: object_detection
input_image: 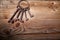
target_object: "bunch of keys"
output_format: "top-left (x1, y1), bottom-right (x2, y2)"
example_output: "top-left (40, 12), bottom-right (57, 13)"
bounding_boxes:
top-left (8, 0), bottom-right (34, 24)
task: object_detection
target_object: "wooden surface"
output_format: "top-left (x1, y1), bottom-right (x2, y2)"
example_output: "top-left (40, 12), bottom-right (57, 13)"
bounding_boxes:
top-left (0, 1), bottom-right (60, 40)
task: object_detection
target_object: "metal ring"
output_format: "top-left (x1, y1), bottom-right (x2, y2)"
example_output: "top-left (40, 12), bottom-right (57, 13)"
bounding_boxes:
top-left (18, 0), bottom-right (30, 9)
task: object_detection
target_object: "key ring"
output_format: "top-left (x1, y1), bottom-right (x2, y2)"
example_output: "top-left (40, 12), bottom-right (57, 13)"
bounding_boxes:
top-left (8, 0), bottom-right (34, 24)
top-left (17, 0), bottom-right (30, 9)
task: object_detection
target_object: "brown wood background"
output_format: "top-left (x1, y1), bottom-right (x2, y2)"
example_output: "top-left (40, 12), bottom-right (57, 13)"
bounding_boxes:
top-left (0, 0), bottom-right (60, 40)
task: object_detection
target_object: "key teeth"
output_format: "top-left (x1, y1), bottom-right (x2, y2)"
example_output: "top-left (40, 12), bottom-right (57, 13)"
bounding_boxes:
top-left (21, 21), bottom-right (24, 23)
top-left (8, 20), bottom-right (10, 23)
top-left (14, 19), bottom-right (18, 22)
top-left (8, 20), bottom-right (12, 24)
top-left (11, 20), bottom-right (14, 24)
top-left (26, 18), bottom-right (29, 21)
top-left (17, 19), bottom-right (19, 21)
top-left (19, 20), bottom-right (24, 23)
top-left (31, 15), bottom-right (34, 18)
top-left (8, 19), bottom-right (23, 24)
